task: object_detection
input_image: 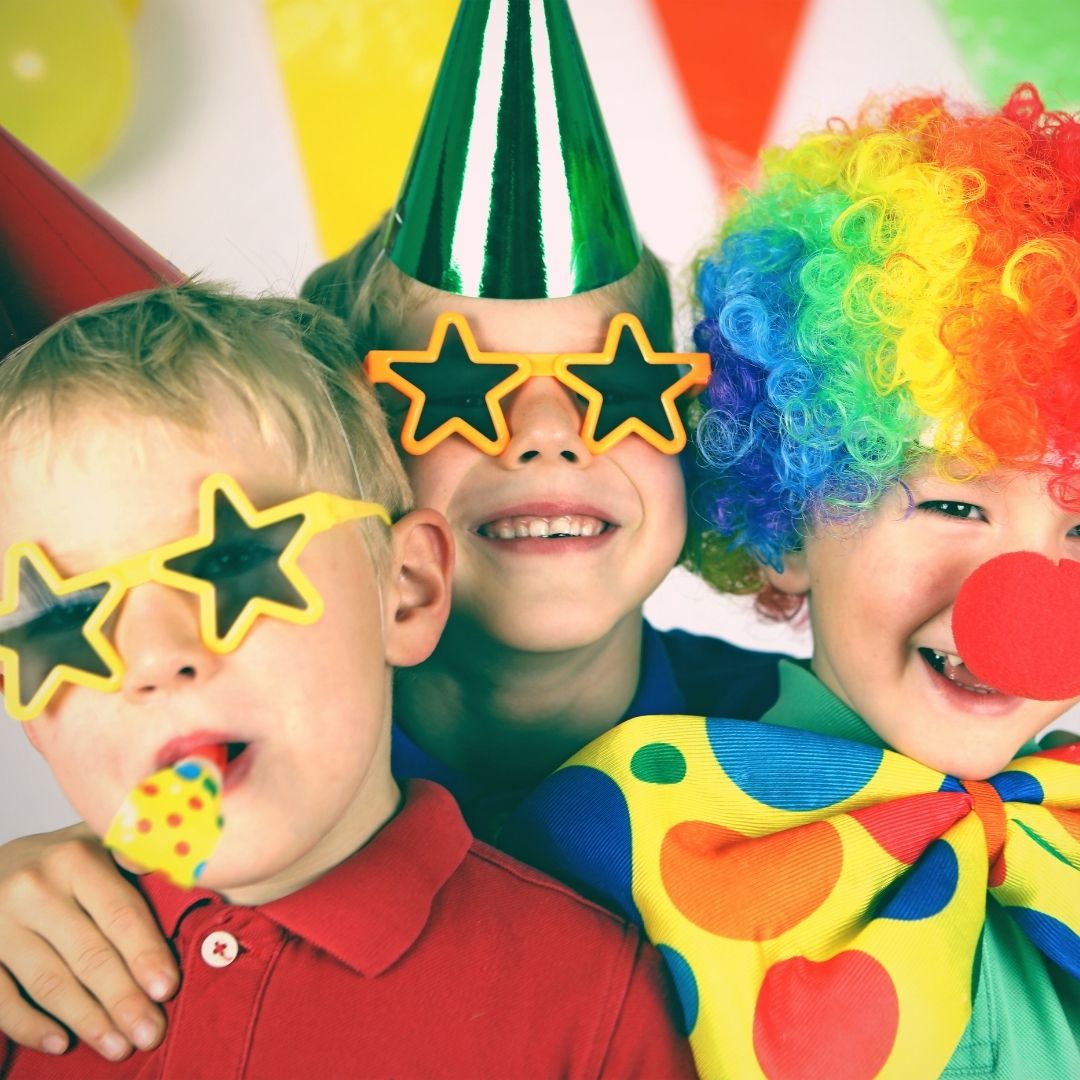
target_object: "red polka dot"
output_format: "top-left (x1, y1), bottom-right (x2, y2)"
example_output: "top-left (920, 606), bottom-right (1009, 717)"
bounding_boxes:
top-left (167, 813), bottom-right (182, 828)
top-left (141, 784), bottom-right (159, 796)
top-left (851, 791), bottom-right (969, 864)
top-left (188, 796), bottom-right (204, 811)
top-left (753, 952), bottom-right (898, 1079)
top-left (174, 842), bottom-right (190, 857)
top-left (660, 819), bottom-right (842, 940)
top-left (136, 819), bottom-right (152, 834)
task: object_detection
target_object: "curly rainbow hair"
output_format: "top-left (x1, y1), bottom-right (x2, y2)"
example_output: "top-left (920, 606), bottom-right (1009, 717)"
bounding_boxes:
top-left (692, 84), bottom-right (1080, 611)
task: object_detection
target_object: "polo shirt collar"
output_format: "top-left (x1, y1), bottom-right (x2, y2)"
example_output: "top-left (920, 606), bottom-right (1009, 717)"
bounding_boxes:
top-left (623, 621), bottom-right (686, 719)
top-left (142, 779), bottom-right (471, 977)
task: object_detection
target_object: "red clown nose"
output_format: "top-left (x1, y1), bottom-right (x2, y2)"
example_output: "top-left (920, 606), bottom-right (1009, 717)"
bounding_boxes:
top-left (0, 125), bottom-right (184, 356)
top-left (953, 551), bottom-right (1080, 701)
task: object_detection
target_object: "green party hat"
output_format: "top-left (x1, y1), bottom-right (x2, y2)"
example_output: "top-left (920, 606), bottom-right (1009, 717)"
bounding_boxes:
top-left (386, 0), bottom-right (642, 299)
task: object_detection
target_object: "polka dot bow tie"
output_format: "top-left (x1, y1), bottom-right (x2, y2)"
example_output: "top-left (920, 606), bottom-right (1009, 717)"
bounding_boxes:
top-left (503, 717), bottom-right (1080, 1080)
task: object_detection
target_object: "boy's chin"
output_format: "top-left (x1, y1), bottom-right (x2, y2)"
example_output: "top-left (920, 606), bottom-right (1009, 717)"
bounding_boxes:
top-left (891, 737), bottom-right (1032, 782)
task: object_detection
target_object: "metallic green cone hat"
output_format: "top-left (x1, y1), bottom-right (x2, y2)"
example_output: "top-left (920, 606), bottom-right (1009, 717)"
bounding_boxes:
top-left (385, 0), bottom-right (642, 299)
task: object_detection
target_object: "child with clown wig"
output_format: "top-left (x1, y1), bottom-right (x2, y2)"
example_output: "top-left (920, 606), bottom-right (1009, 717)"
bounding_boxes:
top-left (505, 85), bottom-right (1080, 1079)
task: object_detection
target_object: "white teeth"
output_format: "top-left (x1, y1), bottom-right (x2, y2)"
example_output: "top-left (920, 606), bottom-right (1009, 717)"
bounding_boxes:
top-left (479, 514), bottom-right (608, 540)
top-left (946, 653), bottom-right (964, 668)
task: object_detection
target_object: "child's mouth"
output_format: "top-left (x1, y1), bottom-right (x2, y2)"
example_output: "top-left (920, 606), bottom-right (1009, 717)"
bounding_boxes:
top-left (478, 513), bottom-right (610, 540)
top-left (221, 742), bottom-right (252, 789)
top-left (155, 738), bottom-right (253, 791)
top-left (224, 741), bottom-right (248, 764)
top-left (919, 648), bottom-right (999, 695)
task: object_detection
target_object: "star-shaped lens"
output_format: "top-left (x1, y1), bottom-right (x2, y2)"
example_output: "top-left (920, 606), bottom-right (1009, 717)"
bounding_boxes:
top-left (559, 315), bottom-right (709, 454)
top-left (366, 314), bottom-right (528, 454)
top-left (163, 486), bottom-right (307, 645)
top-left (0, 548), bottom-right (113, 720)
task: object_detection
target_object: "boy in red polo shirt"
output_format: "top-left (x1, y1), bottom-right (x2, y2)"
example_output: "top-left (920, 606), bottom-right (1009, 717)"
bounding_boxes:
top-left (0, 283), bottom-right (693, 1078)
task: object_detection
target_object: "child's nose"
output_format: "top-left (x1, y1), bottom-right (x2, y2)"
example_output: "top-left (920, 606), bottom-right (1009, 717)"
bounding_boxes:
top-left (113, 583), bottom-right (221, 702)
top-left (501, 376), bottom-right (590, 466)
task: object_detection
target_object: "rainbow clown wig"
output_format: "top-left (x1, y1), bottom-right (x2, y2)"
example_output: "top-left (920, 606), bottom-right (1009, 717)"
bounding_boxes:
top-left (693, 84), bottom-right (1080, 610)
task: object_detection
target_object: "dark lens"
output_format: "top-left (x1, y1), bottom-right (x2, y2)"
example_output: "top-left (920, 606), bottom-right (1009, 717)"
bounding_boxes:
top-left (563, 324), bottom-right (685, 444)
top-left (0, 560), bottom-right (110, 711)
top-left (390, 322), bottom-right (519, 443)
top-left (164, 491), bottom-right (307, 641)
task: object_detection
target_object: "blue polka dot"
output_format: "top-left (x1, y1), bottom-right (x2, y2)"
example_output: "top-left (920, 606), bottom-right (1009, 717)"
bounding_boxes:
top-left (501, 766), bottom-right (639, 923)
top-left (657, 944), bottom-right (699, 1035)
top-left (880, 840), bottom-right (959, 921)
top-left (1007, 908), bottom-right (1080, 980)
top-left (990, 770), bottom-right (1043, 805)
top-left (193, 861), bottom-right (207, 880)
top-left (706, 719), bottom-right (882, 811)
top-left (175, 762), bottom-right (203, 780)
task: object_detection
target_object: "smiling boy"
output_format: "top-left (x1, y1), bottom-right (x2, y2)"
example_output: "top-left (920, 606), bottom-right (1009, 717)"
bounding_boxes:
top-left (506, 86), bottom-right (1080, 1078)
top-left (299, 0), bottom-right (785, 820)
top-left (0, 283), bottom-right (694, 1077)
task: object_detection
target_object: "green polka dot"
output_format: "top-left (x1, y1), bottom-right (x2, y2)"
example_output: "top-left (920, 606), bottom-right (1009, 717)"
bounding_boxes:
top-left (203, 777), bottom-right (219, 796)
top-left (631, 742), bottom-right (687, 785)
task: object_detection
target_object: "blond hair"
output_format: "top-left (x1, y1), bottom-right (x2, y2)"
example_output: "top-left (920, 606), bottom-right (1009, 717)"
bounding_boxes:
top-left (0, 282), bottom-right (411, 558)
top-left (302, 215), bottom-right (674, 355)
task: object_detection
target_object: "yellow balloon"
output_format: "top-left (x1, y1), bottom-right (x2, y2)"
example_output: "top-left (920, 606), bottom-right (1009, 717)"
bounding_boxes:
top-left (116, 0), bottom-right (142, 20)
top-left (0, 0), bottom-right (134, 181)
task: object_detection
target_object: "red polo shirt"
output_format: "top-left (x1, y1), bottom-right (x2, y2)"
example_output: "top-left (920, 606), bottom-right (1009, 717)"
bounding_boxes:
top-left (2, 780), bottom-right (693, 1079)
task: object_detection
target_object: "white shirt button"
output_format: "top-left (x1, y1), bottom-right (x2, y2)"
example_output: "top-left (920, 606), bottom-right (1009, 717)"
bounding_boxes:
top-left (200, 930), bottom-right (239, 968)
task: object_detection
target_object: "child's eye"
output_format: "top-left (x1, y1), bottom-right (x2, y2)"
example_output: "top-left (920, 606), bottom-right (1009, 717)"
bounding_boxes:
top-left (193, 541), bottom-right (278, 580)
top-left (917, 500), bottom-right (987, 522)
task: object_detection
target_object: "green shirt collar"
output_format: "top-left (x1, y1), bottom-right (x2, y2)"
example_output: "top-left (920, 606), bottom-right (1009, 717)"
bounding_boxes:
top-left (762, 658), bottom-right (1040, 761)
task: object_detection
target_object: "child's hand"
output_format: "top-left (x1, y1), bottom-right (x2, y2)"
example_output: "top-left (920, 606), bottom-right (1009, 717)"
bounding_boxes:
top-left (0, 823), bottom-right (178, 1060)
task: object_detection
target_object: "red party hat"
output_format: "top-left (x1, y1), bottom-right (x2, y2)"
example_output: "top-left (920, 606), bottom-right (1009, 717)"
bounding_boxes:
top-left (0, 126), bottom-right (184, 355)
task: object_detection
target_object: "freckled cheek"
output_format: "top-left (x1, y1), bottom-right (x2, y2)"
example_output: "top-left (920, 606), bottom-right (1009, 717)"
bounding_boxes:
top-left (405, 446), bottom-right (476, 515)
top-left (615, 444), bottom-right (686, 520)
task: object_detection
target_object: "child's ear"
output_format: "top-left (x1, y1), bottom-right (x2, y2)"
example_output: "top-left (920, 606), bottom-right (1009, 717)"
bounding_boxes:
top-left (383, 508), bottom-right (454, 668)
top-left (763, 549), bottom-right (810, 596)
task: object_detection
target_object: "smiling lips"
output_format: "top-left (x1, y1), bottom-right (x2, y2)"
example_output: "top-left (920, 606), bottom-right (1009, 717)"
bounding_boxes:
top-left (479, 513), bottom-right (608, 540)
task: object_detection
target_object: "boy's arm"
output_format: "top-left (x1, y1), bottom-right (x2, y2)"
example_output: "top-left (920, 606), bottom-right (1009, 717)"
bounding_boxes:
top-left (600, 936), bottom-right (697, 1078)
top-left (0, 823), bottom-right (177, 1060)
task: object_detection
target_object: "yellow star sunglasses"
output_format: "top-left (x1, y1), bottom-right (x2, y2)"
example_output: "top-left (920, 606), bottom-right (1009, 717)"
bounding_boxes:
top-left (0, 474), bottom-right (390, 722)
top-left (365, 312), bottom-right (710, 456)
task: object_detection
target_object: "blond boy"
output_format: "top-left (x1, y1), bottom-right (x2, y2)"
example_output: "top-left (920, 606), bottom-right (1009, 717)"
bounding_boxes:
top-left (0, 284), bottom-right (693, 1077)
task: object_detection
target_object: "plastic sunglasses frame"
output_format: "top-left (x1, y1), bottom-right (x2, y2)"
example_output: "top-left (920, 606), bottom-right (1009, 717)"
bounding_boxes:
top-left (365, 311), bottom-right (710, 456)
top-left (0, 473), bottom-right (391, 722)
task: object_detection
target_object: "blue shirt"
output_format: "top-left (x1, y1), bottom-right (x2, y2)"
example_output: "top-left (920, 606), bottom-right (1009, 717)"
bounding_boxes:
top-left (391, 623), bottom-right (787, 838)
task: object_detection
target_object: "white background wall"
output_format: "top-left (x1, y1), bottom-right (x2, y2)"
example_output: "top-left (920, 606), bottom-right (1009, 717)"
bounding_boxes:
top-left (4, 0), bottom-right (1072, 843)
